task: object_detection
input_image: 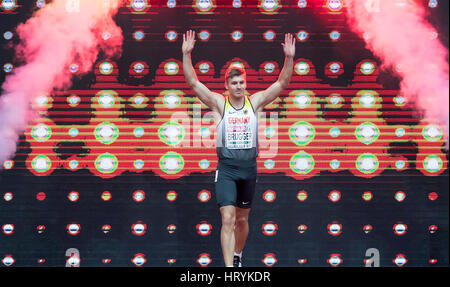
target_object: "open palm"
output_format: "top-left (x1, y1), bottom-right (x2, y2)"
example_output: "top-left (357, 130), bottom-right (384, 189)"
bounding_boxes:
top-left (182, 30), bottom-right (196, 54)
top-left (282, 33), bottom-right (296, 58)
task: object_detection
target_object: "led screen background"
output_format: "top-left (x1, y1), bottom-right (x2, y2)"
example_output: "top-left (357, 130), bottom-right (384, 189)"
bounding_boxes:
top-left (0, 0), bottom-right (448, 267)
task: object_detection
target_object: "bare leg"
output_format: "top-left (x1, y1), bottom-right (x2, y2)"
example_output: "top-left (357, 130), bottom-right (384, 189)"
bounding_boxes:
top-left (220, 205), bottom-right (236, 267)
top-left (234, 207), bottom-right (251, 254)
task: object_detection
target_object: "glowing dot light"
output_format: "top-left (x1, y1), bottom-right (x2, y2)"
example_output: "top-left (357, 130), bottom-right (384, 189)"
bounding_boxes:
top-left (327, 0), bottom-right (343, 12)
top-left (158, 122), bottom-right (185, 146)
top-left (95, 153), bottom-right (119, 174)
top-left (164, 61), bottom-right (179, 75)
top-left (294, 92), bottom-right (312, 108)
top-left (289, 122), bottom-right (315, 146)
top-left (296, 30), bottom-right (309, 42)
top-left (329, 127), bottom-right (340, 138)
top-left (67, 94), bottom-right (81, 107)
top-left (199, 62), bottom-right (210, 73)
top-left (356, 153), bottom-right (379, 174)
top-left (428, 0), bottom-right (438, 8)
top-left (198, 30), bottom-right (211, 41)
top-left (134, 159), bottom-right (145, 170)
top-left (130, 0), bottom-right (150, 12)
top-left (330, 159), bottom-right (340, 170)
top-left (163, 93), bottom-right (181, 108)
top-left (99, 62), bottom-right (114, 75)
top-left (231, 30), bottom-right (244, 42)
top-left (31, 155), bottom-right (52, 173)
top-left (259, 0), bottom-right (281, 14)
top-left (3, 63), bottom-right (13, 73)
top-left (199, 159), bottom-right (210, 169)
top-left (233, 0), bottom-right (242, 8)
top-left (133, 30), bottom-right (145, 41)
top-left (133, 127), bottom-right (145, 137)
top-left (263, 30), bottom-right (276, 41)
top-left (98, 92), bottom-right (115, 108)
top-left (264, 159), bottom-right (275, 170)
top-left (1, 0), bottom-right (17, 11)
top-left (31, 124), bottom-right (52, 142)
top-left (165, 30), bottom-right (178, 42)
top-left (290, 151), bottom-right (315, 174)
top-left (194, 0), bottom-right (215, 13)
top-left (264, 62), bottom-right (276, 74)
top-left (355, 122), bottom-right (380, 145)
top-left (329, 30), bottom-right (341, 41)
top-left (3, 31), bottom-right (13, 40)
top-left (68, 128), bottom-right (79, 137)
top-left (298, 0), bottom-right (307, 8)
top-left (359, 92), bottom-right (376, 107)
top-left (423, 155), bottom-right (443, 173)
top-left (360, 61), bottom-right (376, 75)
top-left (159, 152), bottom-right (184, 174)
top-left (422, 124), bottom-right (443, 142)
top-left (295, 62), bottom-right (310, 75)
top-left (94, 122), bottom-right (119, 145)
top-left (167, 0), bottom-right (176, 8)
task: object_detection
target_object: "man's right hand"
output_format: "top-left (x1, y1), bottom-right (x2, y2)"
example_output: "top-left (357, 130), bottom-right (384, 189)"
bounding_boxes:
top-left (182, 30), bottom-right (196, 55)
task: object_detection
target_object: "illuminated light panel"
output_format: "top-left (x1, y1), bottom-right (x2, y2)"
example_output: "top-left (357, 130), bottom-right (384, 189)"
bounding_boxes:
top-left (297, 190), bottom-right (308, 201)
top-left (326, 93), bottom-right (344, 108)
top-left (3, 160), bottom-right (14, 170)
top-left (395, 191), bottom-right (406, 202)
top-left (293, 91), bottom-right (312, 109)
top-left (32, 93), bottom-right (52, 109)
top-left (31, 124), bottom-right (52, 142)
top-left (328, 190), bottom-right (341, 202)
top-left (99, 61), bottom-right (114, 75)
top-left (428, 0), bottom-right (438, 8)
top-left (355, 122), bottom-right (380, 145)
top-left (196, 221), bottom-right (212, 236)
top-left (199, 127), bottom-right (211, 138)
top-left (297, 224), bottom-right (307, 234)
top-left (31, 155), bottom-right (52, 174)
top-left (69, 63), bottom-right (79, 74)
top-left (422, 124), bottom-right (443, 142)
top-left (3, 63), bottom-right (13, 73)
top-left (165, 30), bottom-right (178, 42)
top-left (393, 254), bottom-right (407, 267)
top-left (329, 30), bottom-right (341, 41)
top-left (193, 0), bottom-right (216, 14)
top-left (166, 190), bottom-right (178, 201)
top-left (198, 30), bottom-right (211, 41)
top-left (264, 127), bottom-right (276, 139)
top-left (0, 0), bottom-right (17, 12)
top-left (197, 253), bottom-right (212, 267)
top-left (359, 92), bottom-right (377, 108)
top-left (94, 122), bottom-right (119, 145)
top-left (290, 151), bottom-right (315, 174)
top-left (134, 159), bottom-right (145, 170)
top-left (167, 0), bottom-right (176, 8)
top-left (362, 191), bottom-right (373, 201)
top-left (133, 190), bottom-right (146, 202)
top-left (263, 30), bottom-right (276, 41)
top-left (258, 0), bottom-right (282, 14)
top-left (264, 159), bottom-right (275, 170)
top-left (131, 254), bottom-right (146, 267)
top-left (158, 122), bottom-right (185, 146)
top-left (298, 0), bottom-right (307, 8)
top-left (296, 30), bottom-right (309, 42)
top-left (289, 121), bottom-right (315, 146)
top-left (395, 128), bottom-right (406, 138)
top-left (102, 31), bottom-right (111, 41)
top-left (159, 152), bottom-right (184, 174)
top-left (229, 61), bottom-right (245, 70)
top-left (198, 62), bottom-right (210, 74)
top-left (95, 153), bottom-right (119, 174)
top-left (263, 62), bottom-right (276, 74)
top-left (294, 61), bottom-right (310, 75)
top-left (330, 159), bottom-right (340, 170)
top-left (129, 0), bottom-right (151, 13)
top-left (263, 190), bottom-right (276, 202)
top-left (395, 160), bottom-right (407, 170)
top-left (133, 127), bottom-right (145, 138)
top-left (327, 254), bottom-right (342, 267)
top-left (231, 30), bottom-right (244, 42)
top-left (133, 30), bottom-right (145, 41)
top-left (326, 0), bottom-right (343, 12)
top-left (262, 253), bottom-right (277, 267)
top-left (131, 62), bottom-right (146, 75)
top-left (67, 94), bottom-right (81, 107)
top-left (328, 62), bottom-right (342, 74)
top-left (96, 91), bottom-right (117, 108)
top-left (199, 159), bottom-right (210, 169)
top-left (327, 222), bottom-right (342, 236)
top-left (68, 128), bottom-right (79, 137)
top-left (164, 61), bottom-right (179, 75)
top-left (69, 160), bottom-right (79, 170)
top-left (129, 93), bottom-right (149, 108)
top-left (360, 61), bottom-right (376, 75)
top-left (356, 153), bottom-right (379, 174)
top-left (423, 155), bottom-right (443, 173)
top-left (232, 0), bottom-right (242, 8)
top-left (262, 221), bottom-right (278, 236)
top-left (3, 31), bottom-right (13, 40)
top-left (162, 92), bottom-right (181, 108)
top-left (393, 223), bottom-right (408, 236)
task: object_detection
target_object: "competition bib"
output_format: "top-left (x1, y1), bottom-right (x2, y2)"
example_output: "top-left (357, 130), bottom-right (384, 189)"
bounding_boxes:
top-left (225, 108), bottom-right (253, 149)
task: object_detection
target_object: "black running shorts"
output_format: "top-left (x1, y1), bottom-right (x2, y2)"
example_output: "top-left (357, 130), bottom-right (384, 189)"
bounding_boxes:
top-left (214, 158), bottom-right (257, 209)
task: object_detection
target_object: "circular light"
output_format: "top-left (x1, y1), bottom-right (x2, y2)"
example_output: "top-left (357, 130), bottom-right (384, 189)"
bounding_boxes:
top-left (395, 160), bottom-right (406, 170)
top-left (94, 122), bottom-right (119, 145)
top-left (134, 159), bottom-right (145, 170)
top-left (3, 63), bottom-right (13, 73)
top-left (68, 191), bottom-right (79, 202)
top-left (158, 122), bottom-right (185, 146)
top-left (360, 62), bottom-right (375, 75)
top-left (395, 128), bottom-right (406, 138)
top-left (3, 192), bottom-right (13, 201)
top-left (196, 0), bottom-right (214, 12)
top-left (423, 155), bottom-right (443, 173)
top-left (298, 0), bottom-right (307, 8)
top-left (165, 30), bottom-right (178, 42)
top-left (264, 30), bottom-right (276, 41)
top-left (428, 0), bottom-right (438, 8)
top-left (167, 0), bottom-right (176, 8)
top-left (393, 95), bottom-right (406, 107)
top-left (133, 30), bottom-right (145, 41)
top-left (3, 160), bottom-right (14, 170)
top-left (329, 62), bottom-right (341, 74)
top-left (356, 153), bottom-right (379, 174)
top-left (99, 62), bottom-right (114, 75)
top-left (231, 30), bottom-right (243, 42)
top-left (328, 190), bottom-right (341, 202)
top-left (329, 127), bottom-right (340, 138)
top-left (3, 31), bottom-right (13, 40)
top-left (69, 63), bottom-right (79, 74)
top-left (359, 92), bottom-right (376, 107)
top-left (198, 30), bottom-right (211, 41)
top-left (133, 190), bottom-right (146, 202)
top-left (297, 190), bottom-right (308, 201)
top-left (67, 94), bottom-right (81, 107)
top-left (199, 159), bottom-right (210, 169)
top-left (69, 160), bottom-right (79, 170)
top-left (362, 191), bottom-right (373, 201)
top-left (422, 124), bottom-right (443, 142)
top-left (296, 30), bottom-right (309, 42)
top-left (101, 191), bottom-right (112, 201)
top-left (95, 153), bottom-right (118, 174)
top-left (133, 127), bottom-right (145, 138)
top-left (163, 93), bottom-right (181, 108)
top-left (329, 30), bottom-right (341, 41)
top-left (1, 0), bottom-right (17, 11)
top-left (31, 124), bottom-right (52, 142)
top-left (199, 62), bottom-right (210, 73)
top-left (98, 92), bottom-right (115, 108)
top-left (130, 0), bottom-right (149, 12)
top-left (295, 62), bottom-right (310, 75)
top-left (327, 0), bottom-right (343, 11)
top-left (264, 62), bottom-right (276, 74)
top-left (260, 0), bottom-right (281, 13)
top-left (164, 61), bottom-right (179, 75)
top-left (290, 151), bottom-right (314, 174)
top-left (133, 62), bottom-right (145, 74)
top-left (233, 0), bottom-right (242, 8)
top-left (68, 128), bottom-right (79, 137)
top-left (330, 159), bottom-right (340, 170)
top-left (293, 92), bottom-right (311, 108)
top-left (355, 122), bottom-right (380, 145)
top-left (31, 155), bottom-right (52, 173)
top-left (395, 191), bottom-right (406, 202)
top-left (263, 190), bottom-right (276, 202)
top-left (264, 159), bottom-right (275, 170)
top-left (198, 190), bottom-right (211, 202)
top-left (166, 190), bottom-right (178, 201)
top-left (159, 152), bottom-right (184, 174)
top-left (289, 121), bottom-right (315, 146)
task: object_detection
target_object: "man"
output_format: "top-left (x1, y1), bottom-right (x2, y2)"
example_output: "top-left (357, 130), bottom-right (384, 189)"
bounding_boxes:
top-left (182, 30), bottom-right (295, 267)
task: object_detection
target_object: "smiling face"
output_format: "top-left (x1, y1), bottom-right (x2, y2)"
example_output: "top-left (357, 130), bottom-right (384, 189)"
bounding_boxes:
top-left (225, 68), bottom-right (247, 99)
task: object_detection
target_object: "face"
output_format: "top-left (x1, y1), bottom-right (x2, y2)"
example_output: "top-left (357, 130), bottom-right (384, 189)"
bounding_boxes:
top-left (226, 75), bottom-right (246, 98)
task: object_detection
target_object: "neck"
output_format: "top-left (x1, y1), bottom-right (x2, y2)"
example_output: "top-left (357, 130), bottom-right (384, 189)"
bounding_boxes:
top-left (228, 95), bottom-right (245, 109)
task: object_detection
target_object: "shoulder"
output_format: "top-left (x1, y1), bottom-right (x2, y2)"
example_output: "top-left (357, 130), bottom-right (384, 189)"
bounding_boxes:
top-left (249, 91), bottom-right (265, 112)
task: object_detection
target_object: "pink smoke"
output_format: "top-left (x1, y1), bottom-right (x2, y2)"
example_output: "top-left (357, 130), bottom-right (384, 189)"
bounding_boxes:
top-left (344, 0), bottom-right (449, 149)
top-left (0, 0), bottom-right (123, 165)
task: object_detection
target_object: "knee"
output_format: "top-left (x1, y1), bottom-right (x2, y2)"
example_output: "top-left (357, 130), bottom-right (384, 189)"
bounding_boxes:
top-left (222, 212), bottom-right (235, 230)
top-left (235, 215), bottom-right (248, 227)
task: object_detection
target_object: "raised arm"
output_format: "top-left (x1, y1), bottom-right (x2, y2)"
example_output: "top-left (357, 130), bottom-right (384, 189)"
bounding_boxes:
top-left (250, 33), bottom-right (296, 112)
top-left (182, 30), bottom-right (224, 114)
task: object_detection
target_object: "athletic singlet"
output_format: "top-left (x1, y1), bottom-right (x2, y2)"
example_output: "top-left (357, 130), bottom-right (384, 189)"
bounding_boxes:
top-left (216, 96), bottom-right (258, 161)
